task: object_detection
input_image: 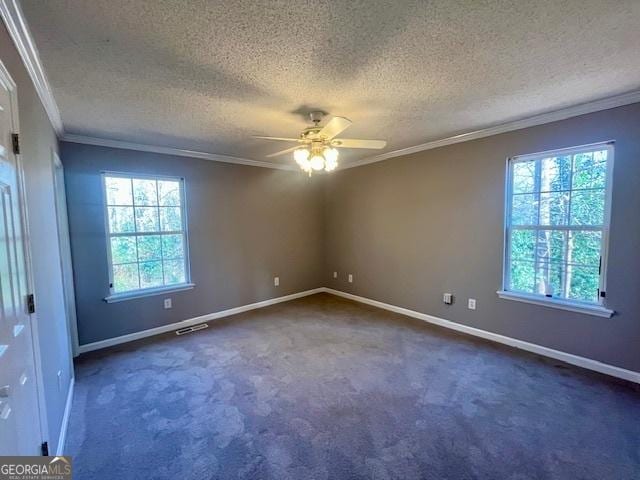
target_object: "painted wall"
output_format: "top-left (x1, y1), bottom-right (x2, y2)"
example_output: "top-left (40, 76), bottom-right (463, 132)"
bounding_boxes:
top-left (61, 143), bottom-right (325, 345)
top-left (325, 103), bottom-right (640, 372)
top-left (0, 23), bottom-right (73, 453)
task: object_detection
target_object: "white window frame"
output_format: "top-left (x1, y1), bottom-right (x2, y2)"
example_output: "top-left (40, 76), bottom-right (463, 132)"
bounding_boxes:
top-left (497, 141), bottom-right (615, 318)
top-left (102, 172), bottom-right (194, 303)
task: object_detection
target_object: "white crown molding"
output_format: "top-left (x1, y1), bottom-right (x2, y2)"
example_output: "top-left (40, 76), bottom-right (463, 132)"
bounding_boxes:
top-left (62, 134), bottom-right (298, 171)
top-left (341, 90), bottom-right (640, 170)
top-left (0, 0), bottom-right (64, 136)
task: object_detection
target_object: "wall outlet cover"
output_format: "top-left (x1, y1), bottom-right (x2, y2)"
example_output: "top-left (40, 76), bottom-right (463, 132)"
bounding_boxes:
top-left (468, 298), bottom-right (476, 310)
top-left (164, 298), bottom-right (172, 309)
top-left (333, 271), bottom-right (338, 278)
top-left (348, 274), bottom-right (353, 283)
top-left (274, 276), bottom-right (280, 286)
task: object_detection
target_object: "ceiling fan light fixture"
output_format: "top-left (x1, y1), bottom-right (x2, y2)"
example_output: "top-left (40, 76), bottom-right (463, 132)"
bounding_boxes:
top-left (256, 112), bottom-right (385, 175)
top-left (293, 148), bottom-right (310, 165)
top-left (325, 158), bottom-right (338, 172)
top-left (309, 154), bottom-right (325, 171)
top-left (323, 147), bottom-right (338, 163)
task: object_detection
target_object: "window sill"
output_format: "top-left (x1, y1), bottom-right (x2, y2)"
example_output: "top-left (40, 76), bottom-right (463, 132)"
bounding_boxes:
top-left (496, 290), bottom-right (614, 318)
top-left (104, 283), bottom-right (195, 303)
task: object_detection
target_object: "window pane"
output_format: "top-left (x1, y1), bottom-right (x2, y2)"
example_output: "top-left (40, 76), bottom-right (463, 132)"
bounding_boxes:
top-left (570, 189), bottom-right (604, 226)
top-left (160, 207), bottom-right (182, 232)
top-left (510, 260), bottom-right (535, 293)
top-left (539, 191), bottom-right (569, 226)
top-left (511, 194), bottom-right (538, 225)
top-left (162, 234), bottom-right (184, 259)
top-left (137, 235), bottom-right (161, 261)
top-left (536, 262), bottom-right (564, 297)
top-left (536, 230), bottom-right (565, 263)
top-left (108, 206), bottom-right (135, 233)
top-left (569, 231), bottom-right (601, 267)
top-left (512, 161), bottom-right (536, 194)
top-left (133, 179), bottom-right (158, 206)
top-left (540, 156), bottom-right (571, 192)
top-left (106, 175), bottom-right (187, 294)
top-left (135, 207), bottom-right (160, 232)
top-left (139, 261), bottom-right (163, 288)
top-left (567, 266), bottom-right (599, 303)
top-left (572, 151), bottom-right (607, 190)
top-left (163, 259), bottom-right (185, 285)
top-left (110, 236), bottom-right (137, 264)
top-left (158, 180), bottom-right (181, 206)
top-left (506, 146), bottom-right (609, 305)
top-left (113, 263), bottom-right (139, 292)
top-left (105, 177), bottom-right (133, 205)
top-left (510, 229), bottom-right (535, 262)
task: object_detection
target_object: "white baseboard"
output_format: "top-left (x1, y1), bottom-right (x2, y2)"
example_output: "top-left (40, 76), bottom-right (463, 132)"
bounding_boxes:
top-left (324, 288), bottom-right (640, 384)
top-left (56, 377), bottom-right (74, 456)
top-left (77, 286), bottom-right (639, 384)
top-left (77, 288), bottom-right (325, 354)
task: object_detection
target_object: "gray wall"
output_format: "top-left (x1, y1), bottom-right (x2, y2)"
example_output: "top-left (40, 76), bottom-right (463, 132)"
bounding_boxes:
top-left (61, 143), bottom-right (325, 345)
top-left (1, 23), bottom-right (73, 453)
top-left (325, 103), bottom-right (640, 373)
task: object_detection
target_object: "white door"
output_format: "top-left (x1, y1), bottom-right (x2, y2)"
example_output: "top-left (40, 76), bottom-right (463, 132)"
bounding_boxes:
top-left (0, 66), bottom-right (42, 455)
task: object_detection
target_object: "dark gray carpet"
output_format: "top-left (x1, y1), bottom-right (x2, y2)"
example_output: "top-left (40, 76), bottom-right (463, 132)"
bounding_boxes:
top-left (66, 293), bottom-right (640, 479)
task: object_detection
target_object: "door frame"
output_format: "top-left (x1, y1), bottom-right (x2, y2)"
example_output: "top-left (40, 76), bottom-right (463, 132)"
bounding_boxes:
top-left (0, 59), bottom-right (48, 449)
top-left (51, 151), bottom-right (79, 357)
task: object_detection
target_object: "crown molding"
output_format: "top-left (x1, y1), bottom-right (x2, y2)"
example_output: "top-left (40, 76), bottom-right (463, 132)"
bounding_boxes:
top-left (340, 90), bottom-right (640, 170)
top-left (61, 134), bottom-right (298, 171)
top-left (0, 0), bottom-right (64, 136)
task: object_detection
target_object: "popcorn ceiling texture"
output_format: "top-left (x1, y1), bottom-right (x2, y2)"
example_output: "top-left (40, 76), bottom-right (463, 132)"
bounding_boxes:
top-left (21, 0), bottom-right (640, 166)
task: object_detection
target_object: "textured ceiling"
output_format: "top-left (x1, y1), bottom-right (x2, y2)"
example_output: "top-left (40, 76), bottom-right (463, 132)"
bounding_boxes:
top-left (21, 0), bottom-right (640, 167)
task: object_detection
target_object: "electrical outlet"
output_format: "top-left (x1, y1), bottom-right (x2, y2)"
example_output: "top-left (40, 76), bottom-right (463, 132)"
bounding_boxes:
top-left (468, 298), bottom-right (476, 310)
top-left (274, 276), bottom-right (280, 287)
top-left (443, 293), bottom-right (453, 305)
top-left (348, 274), bottom-right (353, 283)
top-left (164, 298), bottom-right (172, 309)
top-left (333, 271), bottom-right (338, 278)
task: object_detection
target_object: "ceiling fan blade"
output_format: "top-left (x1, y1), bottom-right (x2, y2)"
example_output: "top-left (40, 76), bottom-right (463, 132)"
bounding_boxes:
top-left (266, 145), bottom-right (301, 158)
top-left (253, 135), bottom-right (300, 142)
top-left (331, 138), bottom-right (387, 149)
top-left (319, 116), bottom-right (352, 140)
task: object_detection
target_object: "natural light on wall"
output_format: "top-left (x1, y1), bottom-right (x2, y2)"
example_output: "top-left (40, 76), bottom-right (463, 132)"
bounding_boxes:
top-left (504, 142), bottom-right (613, 305)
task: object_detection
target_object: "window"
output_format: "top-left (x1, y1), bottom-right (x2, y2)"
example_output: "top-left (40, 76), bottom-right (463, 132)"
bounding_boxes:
top-left (502, 142), bottom-right (613, 311)
top-left (103, 173), bottom-right (191, 299)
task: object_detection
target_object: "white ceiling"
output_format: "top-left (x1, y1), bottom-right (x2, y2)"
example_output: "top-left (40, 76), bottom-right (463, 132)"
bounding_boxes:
top-left (21, 0), bottom-right (640, 167)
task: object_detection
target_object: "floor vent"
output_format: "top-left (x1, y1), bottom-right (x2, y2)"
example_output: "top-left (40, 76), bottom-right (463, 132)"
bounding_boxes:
top-left (175, 324), bottom-right (208, 336)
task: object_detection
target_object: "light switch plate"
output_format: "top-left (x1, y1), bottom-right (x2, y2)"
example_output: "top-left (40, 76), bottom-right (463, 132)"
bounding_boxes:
top-left (348, 274), bottom-right (353, 283)
top-left (274, 276), bottom-right (280, 286)
top-left (333, 271), bottom-right (338, 278)
top-left (468, 298), bottom-right (476, 310)
top-left (164, 298), bottom-right (172, 309)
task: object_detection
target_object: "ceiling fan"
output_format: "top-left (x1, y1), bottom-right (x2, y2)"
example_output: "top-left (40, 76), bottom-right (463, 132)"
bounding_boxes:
top-left (253, 111), bottom-right (387, 175)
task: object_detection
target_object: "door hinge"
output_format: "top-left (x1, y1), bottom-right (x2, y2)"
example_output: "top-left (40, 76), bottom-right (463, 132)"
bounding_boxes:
top-left (41, 441), bottom-right (49, 456)
top-left (11, 133), bottom-right (20, 155)
top-left (27, 293), bottom-right (35, 314)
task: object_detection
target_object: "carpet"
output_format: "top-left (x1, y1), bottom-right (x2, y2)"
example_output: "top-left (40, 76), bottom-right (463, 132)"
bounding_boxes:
top-left (66, 293), bottom-right (640, 479)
